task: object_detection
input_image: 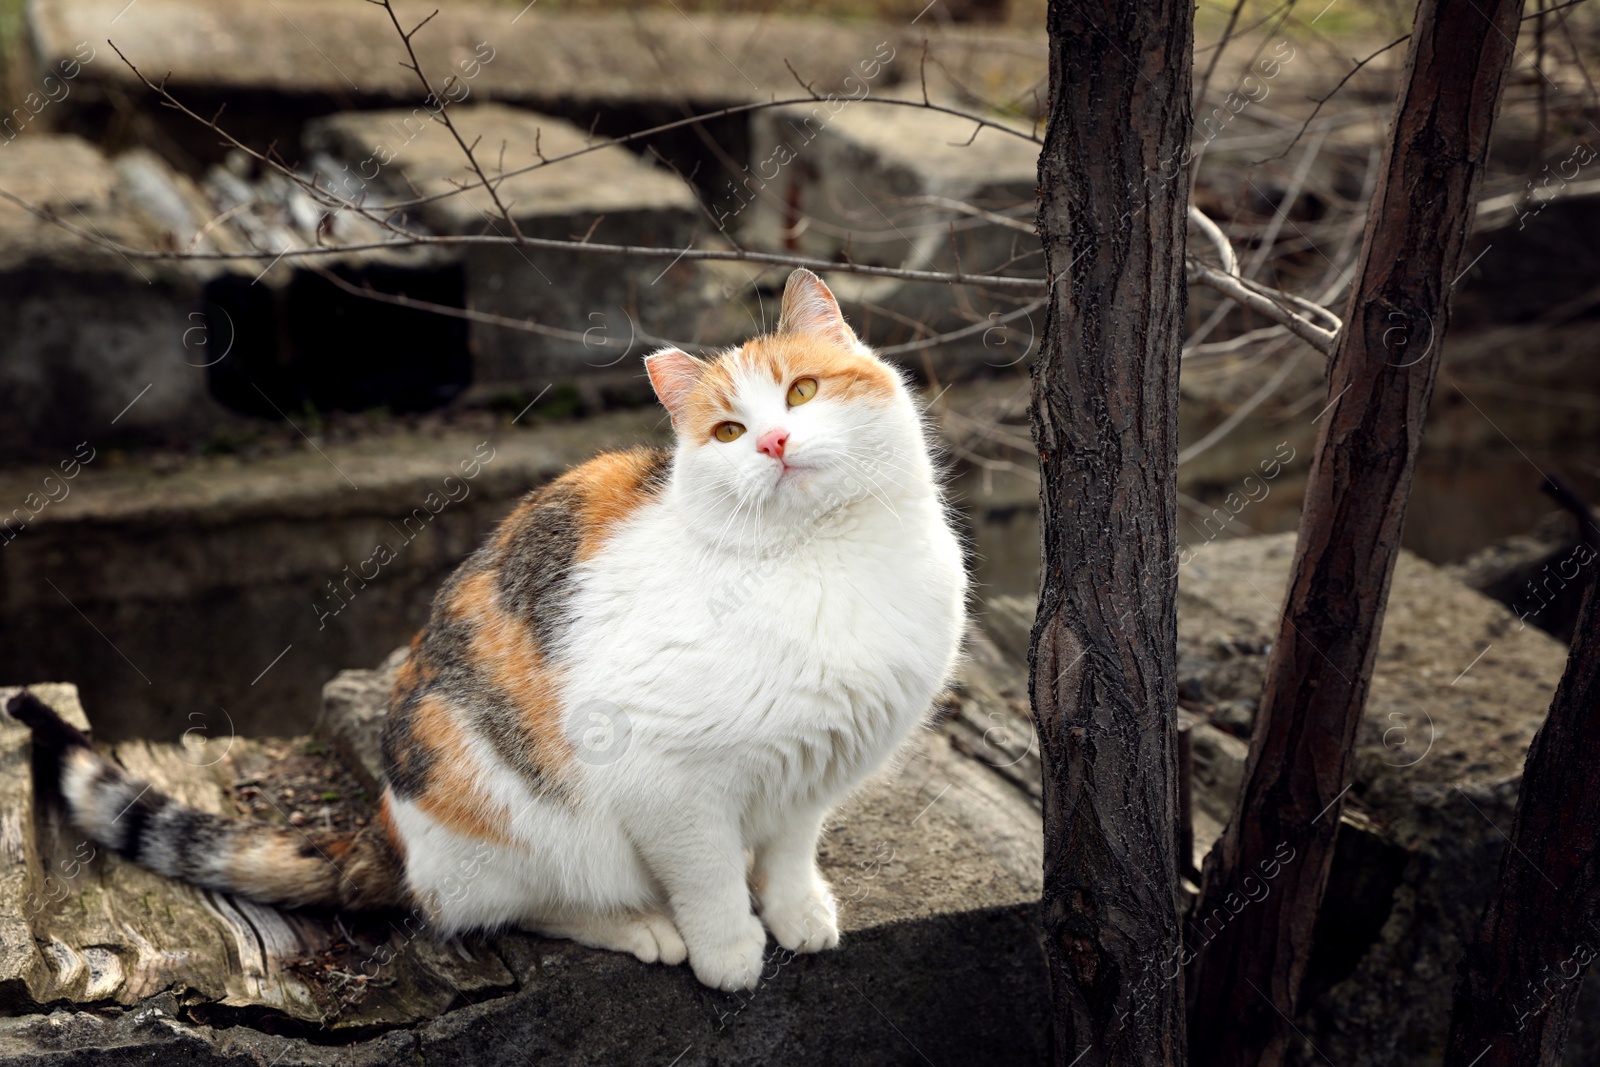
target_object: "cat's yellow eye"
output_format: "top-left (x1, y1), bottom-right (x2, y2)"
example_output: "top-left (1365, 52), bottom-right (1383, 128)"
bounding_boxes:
top-left (787, 377), bottom-right (819, 406)
top-left (714, 421), bottom-right (746, 443)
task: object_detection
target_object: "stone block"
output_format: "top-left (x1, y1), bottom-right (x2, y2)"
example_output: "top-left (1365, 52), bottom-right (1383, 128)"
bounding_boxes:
top-left (306, 104), bottom-right (724, 391)
top-left (738, 96), bottom-right (1041, 365)
top-left (0, 136), bottom-right (229, 455)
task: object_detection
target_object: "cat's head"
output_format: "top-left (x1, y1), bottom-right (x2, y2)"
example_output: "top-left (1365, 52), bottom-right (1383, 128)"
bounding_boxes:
top-left (645, 269), bottom-right (929, 537)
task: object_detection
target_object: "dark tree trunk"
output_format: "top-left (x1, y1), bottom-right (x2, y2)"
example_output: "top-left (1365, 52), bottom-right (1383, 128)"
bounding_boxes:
top-left (1028, 2), bottom-right (1191, 1064)
top-left (1184, 2), bottom-right (1527, 1065)
top-left (1442, 576), bottom-right (1600, 1066)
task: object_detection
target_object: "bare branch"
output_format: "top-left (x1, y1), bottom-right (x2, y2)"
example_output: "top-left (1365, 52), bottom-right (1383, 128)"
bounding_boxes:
top-left (107, 42), bottom-right (420, 248)
top-left (1185, 323), bottom-right (1287, 357)
top-left (112, 40), bottom-right (1039, 241)
top-left (308, 261), bottom-right (1047, 359)
top-left (1187, 204), bottom-right (1238, 274)
top-left (1195, 0), bottom-right (1250, 108)
top-left (305, 264), bottom-right (612, 347)
top-left (1185, 259), bottom-right (1339, 352)
top-left (912, 195), bottom-right (1035, 235)
top-left (878, 298), bottom-right (1046, 357)
top-left (368, 0), bottom-right (526, 241)
top-left (1178, 341), bottom-right (1308, 465)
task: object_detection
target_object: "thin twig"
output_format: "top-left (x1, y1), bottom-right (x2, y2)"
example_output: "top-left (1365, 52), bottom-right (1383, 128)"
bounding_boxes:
top-left (784, 58), bottom-right (821, 100)
top-left (1196, 0), bottom-right (1250, 109)
top-left (1178, 342), bottom-right (1308, 466)
top-left (368, 0), bottom-right (526, 241)
top-left (1524, 0), bottom-right (1591, 18)
top-left (309, 261), bottom-right (1047, 358)
top-left (902, 195), bottom-right (1036, 235)
top-left (113, 44), bottom-right (1038, 235)
top-left (1256, 33), bottom-right (1411, 164)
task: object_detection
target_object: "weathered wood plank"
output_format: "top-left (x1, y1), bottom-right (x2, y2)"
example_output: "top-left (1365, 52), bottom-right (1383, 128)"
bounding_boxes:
top-left (8, 683), bottom-right (512, 1029)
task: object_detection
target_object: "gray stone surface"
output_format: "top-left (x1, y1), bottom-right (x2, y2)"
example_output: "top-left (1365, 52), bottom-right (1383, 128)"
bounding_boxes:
top-left (306, 104), bottom-right (721, 384)
top-left (0, 135), bottom-right (229, 453)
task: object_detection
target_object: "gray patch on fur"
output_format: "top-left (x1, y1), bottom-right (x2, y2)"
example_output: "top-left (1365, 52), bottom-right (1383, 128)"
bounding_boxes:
top-left (383, 677), bottom-right (440, 800)
top-left (495, 485), bottom-right (582, 647)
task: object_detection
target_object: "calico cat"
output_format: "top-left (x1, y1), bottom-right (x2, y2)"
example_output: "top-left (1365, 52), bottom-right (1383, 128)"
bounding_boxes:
top-left (8, 269), bottom-right (968, 992)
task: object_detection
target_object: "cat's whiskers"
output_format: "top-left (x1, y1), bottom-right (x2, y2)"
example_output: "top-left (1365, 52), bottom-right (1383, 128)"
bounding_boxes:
top-left (834, 448), bottom-right (913, 523)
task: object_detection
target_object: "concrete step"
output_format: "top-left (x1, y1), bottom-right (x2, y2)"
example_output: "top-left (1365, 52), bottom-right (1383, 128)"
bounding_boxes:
top-left (0, 409), bottom-right (668, 742)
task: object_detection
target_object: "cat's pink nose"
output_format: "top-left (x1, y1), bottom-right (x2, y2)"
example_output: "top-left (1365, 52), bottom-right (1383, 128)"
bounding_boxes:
top-left (757, 428), bottom-right (789, 460)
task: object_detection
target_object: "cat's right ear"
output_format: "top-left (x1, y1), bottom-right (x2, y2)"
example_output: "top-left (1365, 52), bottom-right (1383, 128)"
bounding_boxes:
top-left (644, 348), bottom-right (704, 424)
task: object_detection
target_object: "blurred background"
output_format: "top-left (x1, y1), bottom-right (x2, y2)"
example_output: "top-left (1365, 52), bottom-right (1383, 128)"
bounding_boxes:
top-left (0, 0), bottom-right (1597, 746)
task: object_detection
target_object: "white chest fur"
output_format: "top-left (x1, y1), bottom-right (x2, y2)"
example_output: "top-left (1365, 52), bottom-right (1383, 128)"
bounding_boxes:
top-left (556, 488), bottom-right (966, 812)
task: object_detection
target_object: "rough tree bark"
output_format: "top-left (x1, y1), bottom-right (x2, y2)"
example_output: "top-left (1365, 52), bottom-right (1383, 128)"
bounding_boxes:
top-left (1442, 575), bottom-right (1600, 1066)
top-left (1184, 2), bottom-right (1527, 1065)
top-left (1028, 2), bottom-right (1191, 1064)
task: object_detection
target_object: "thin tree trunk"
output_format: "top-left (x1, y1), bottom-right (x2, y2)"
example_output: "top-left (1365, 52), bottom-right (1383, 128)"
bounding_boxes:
top-left (1442, 575), bottom-right (1600, 1066)
top-left (1029, 2), bottom-right (1191, 1064)
top-left (1184, 3), bottom-right (1527, 1066)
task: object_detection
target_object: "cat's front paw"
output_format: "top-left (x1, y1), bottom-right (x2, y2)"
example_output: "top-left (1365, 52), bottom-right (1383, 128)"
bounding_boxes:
top-left (760, 880), bottom-right (840, 953)
top-left (689, 913), bottom-right (769, 991)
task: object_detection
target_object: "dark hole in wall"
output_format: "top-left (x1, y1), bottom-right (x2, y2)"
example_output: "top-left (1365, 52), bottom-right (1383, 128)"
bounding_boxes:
top-left (1474, 540), bottom-right (1593, 643)
top-left (1301, 816), bottom-right (1412, 1006)
top-left (206, 262), bottom-right (472, 417)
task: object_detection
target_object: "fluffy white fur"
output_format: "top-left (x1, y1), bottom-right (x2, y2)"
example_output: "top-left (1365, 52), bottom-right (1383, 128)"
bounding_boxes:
top-left (389, 276), bottom-right (966, 991)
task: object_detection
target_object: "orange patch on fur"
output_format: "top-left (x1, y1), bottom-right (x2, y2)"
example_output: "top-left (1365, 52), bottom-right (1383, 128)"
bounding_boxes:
top-left (392, 635), bottom-right (437, 703)
top-left (681, 336), bottom-right (898, 442)
top-left (377, 793), bottom-right (407, 864)
top-left (409, 693), bottom-right (512, 845)
top-left (448, 567), bottom-right (499, 621)
top-left (467, 589), bottom-right (572, 782)
top-left (559, 448), bottom-right (671, 560)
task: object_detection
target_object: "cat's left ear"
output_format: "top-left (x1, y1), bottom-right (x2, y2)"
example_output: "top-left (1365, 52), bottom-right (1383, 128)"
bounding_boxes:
top-left (777, 268), bottom-right (857, 347)
top-left (644, 348), bottom-right (705, 424)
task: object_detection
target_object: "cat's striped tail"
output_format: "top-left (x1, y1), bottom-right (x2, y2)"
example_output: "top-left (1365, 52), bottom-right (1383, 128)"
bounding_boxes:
top-left (6, 692), bottom-right (408, 911)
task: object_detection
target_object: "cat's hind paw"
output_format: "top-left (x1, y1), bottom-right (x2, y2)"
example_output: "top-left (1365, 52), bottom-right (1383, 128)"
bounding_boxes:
top-left (537, 909), bottom-right (687, 966)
